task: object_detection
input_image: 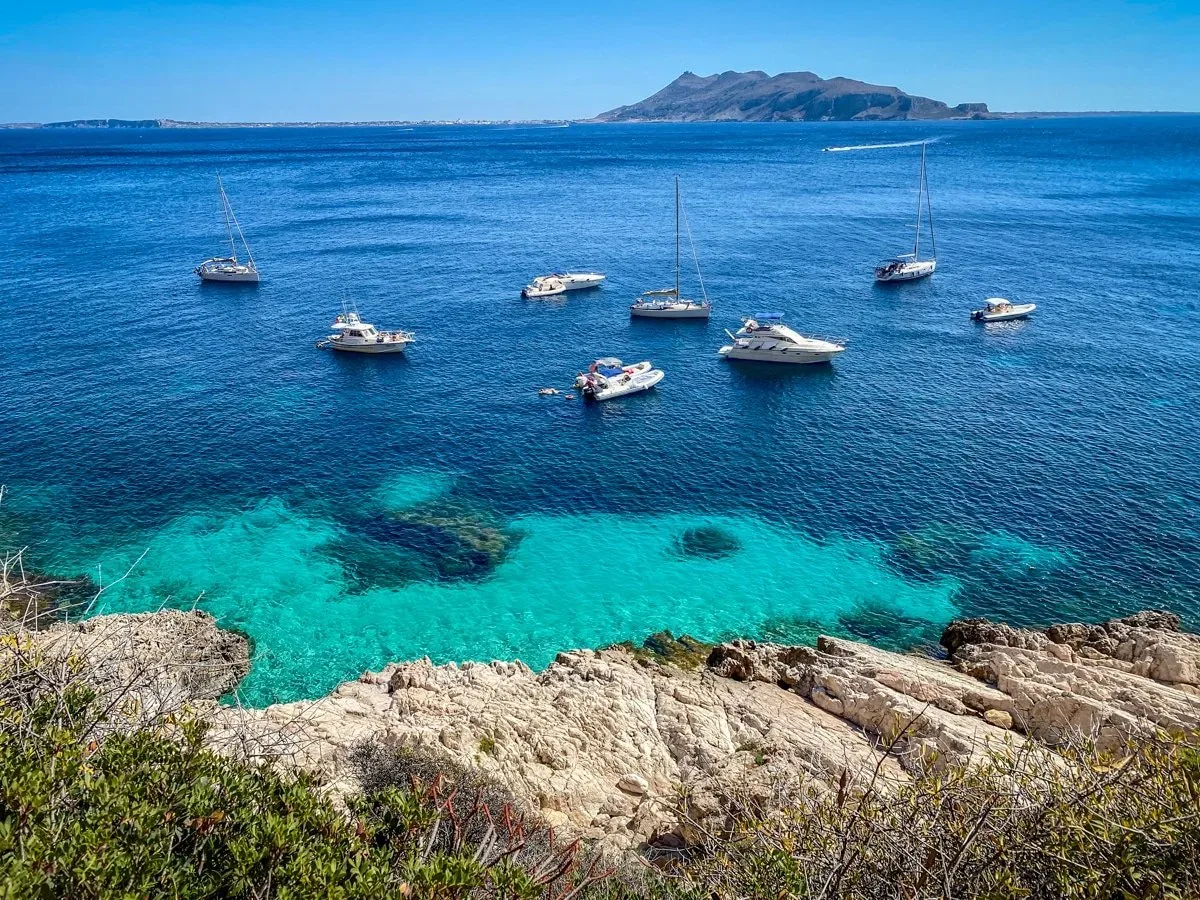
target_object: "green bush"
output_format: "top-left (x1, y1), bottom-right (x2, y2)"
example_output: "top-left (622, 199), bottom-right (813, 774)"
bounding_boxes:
top-left (0, 687), bottom-right (611, 899)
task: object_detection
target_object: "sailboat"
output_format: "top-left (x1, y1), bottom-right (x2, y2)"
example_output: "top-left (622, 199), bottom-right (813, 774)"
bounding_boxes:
top-left (631, 176), bottom-right (711, 318)
top-left (874, 142), bottom-right (936, 282)
top-left (194, 175), bottom-right (260, 283)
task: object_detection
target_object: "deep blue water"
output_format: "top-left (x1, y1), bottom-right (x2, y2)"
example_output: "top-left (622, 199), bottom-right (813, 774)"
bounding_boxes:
top-left (1, 118), bottom-right (1198, 704)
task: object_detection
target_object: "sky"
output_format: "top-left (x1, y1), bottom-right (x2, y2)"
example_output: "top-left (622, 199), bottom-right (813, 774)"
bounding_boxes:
top-left (1, 0), bottom-right (1198, 122)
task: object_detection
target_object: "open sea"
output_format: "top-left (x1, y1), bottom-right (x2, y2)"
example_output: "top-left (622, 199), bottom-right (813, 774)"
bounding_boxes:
top-left (1, 118), bottom-right (1198, 705)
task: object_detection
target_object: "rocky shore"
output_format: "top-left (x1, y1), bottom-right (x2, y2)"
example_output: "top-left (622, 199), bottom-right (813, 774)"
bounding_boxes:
top-left (24, 608), bottom-right (1200, 852)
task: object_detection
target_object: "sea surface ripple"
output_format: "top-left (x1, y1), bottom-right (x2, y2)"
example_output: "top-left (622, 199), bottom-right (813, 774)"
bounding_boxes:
top-left (1, 119), bottom-right (1198, 703)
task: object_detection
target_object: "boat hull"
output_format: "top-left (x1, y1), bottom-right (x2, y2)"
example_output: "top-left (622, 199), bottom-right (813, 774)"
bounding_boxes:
top-left (719, 346), bottom-right (843, 365)
top-left (972, 303), bottom-right (1036, 323)
top-left (630, 305), bottom-right (710, 319)
top-left (875, 260), bottom-right (935, 282)
top-left (328, 341), bottom-right (410, 354)
top-left (197, 268), bottom-right (260, 283)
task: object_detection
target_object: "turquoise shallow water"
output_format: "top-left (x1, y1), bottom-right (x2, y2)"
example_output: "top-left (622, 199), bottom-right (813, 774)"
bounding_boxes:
top-left (1, 119), bottom-right (1198, 704)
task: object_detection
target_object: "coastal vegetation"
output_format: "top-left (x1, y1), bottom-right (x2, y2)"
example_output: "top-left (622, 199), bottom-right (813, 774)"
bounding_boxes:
top-left (2, 573), bottom-right (1199, 898)
top-left (1, 664), bottom-right (1197, 897)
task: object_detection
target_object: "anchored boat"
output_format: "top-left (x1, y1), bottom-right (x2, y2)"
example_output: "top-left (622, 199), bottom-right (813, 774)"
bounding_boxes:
top-left (718, 314), bottom-right (845, 365)
top-left (573, 357), bottom-right (664, 401)
top-left (194, 175), bottom-right (260, 283)
top-left (875, 143), bottom-right (936, 283)
top-left (971, 298), bottom-right (1036, 322)
top-left (631, 177), bottom-right (711, 319)
top-left (522, 271), bottom-right (605, 299)
top-left (317, 306), bottom-right (414, 354)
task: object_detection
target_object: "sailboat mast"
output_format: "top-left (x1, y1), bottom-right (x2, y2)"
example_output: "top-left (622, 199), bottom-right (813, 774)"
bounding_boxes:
top-left (674, 176), bottom-right (681, 296)
top-left (913, 144), bottom-right (925, 260)
top-left (217, 175), bottom-right (236, 261)
top-left (924, 147), bottom-right (936, 260)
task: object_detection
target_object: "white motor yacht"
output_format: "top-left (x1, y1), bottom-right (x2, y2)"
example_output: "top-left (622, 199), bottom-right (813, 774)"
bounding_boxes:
top-left (573, 357), bottom-right (664, 401)
top-left (875, 142), bottom-right (936, 283)
top-left (317, 309), bottom-right (414, 354)
top-left (718, 314), bottom-right (845, 365)
top-left (522, 271), bottom-right (605, 298)
top-left (971, 298), bottom-right (1036, 322)
top-left (558, 272), bottom-right (606, 291)
top-left (631, 176), bottom-right (712, 320)
top-left (195, 175), bottom-right (260, 283)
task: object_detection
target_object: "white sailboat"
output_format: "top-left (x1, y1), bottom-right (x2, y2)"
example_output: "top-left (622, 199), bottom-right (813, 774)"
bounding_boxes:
top-left (875, 143), bottom-right (936, 283)
top-left (195, 175), bottom-right (260, 283)
top-left (631, 176), bottom-right (711, 319)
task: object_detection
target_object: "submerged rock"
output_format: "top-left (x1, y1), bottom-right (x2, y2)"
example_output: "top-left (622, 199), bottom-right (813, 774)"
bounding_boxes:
top-left (606, 630), bottom-right (713, 670)
top-left (670, 525), bottom-right (741, 560)
top-left (339, 500), bottom-right (516, 583)
top-left (0, 566), bottom-right (97, 627)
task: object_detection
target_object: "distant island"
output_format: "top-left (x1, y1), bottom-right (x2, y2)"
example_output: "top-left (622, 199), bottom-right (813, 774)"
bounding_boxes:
top-left (0, 118), bottom-right (570, 130)
top-left (593, 70), bottom-right (992, 122)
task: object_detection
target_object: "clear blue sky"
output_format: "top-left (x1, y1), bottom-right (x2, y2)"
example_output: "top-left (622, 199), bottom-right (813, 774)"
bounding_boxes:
top-left (1, 0), bottom-right (1198, 122)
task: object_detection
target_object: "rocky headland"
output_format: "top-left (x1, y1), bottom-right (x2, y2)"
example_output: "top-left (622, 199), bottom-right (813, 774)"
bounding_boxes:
top-left (593, 70), bottom-right (992, 122)
top-left (18, 606), bottom-right (1199, 855)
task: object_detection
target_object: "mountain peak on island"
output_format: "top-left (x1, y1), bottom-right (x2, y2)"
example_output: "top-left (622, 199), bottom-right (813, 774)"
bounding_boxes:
top-left (594, 70), bottom-right (990, 122)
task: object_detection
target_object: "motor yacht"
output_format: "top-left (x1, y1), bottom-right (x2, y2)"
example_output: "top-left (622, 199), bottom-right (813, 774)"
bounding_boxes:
top-left (573, 357), bottom-right (664, 401)
top-left (317, 309), bottom-right (414, 354)
top-left (875, 142), bottom-right (936, 283)
top-left (632, 176), bottom-right (712, 319)
top-left (522, 271), bottom-right (605, 298)
top-left (971, 298), bottom-right (1036, 322)
top-left (195, 175), bottom-right (260, 283)
top-left (557, 272), bottom-right (606, 291)
top-left (718, 314), bottom-right (845, 364)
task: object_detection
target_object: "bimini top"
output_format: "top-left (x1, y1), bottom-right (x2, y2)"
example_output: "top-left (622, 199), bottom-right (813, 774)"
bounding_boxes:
top-left (589, 357), bottom-right (626, 377)
top-left (983, 298), bottom-right (1011, 308)
top-left (754, 312), bottom-right (785, 321)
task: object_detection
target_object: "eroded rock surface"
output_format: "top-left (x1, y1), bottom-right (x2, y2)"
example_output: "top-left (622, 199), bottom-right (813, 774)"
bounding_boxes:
top-left (26, 609), bottom-right (1199, 853)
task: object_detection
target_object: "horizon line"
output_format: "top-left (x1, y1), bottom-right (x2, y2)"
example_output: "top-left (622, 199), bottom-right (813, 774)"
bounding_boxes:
top-left (4, 110), bottom-right (1200, 129)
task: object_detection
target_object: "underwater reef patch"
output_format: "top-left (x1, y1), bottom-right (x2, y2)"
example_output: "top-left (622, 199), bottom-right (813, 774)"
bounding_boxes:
top-left (670, 525), bottom-right (742, 561)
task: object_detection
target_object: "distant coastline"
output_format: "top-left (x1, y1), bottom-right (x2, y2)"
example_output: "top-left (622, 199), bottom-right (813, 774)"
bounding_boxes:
top-left (1, 112), bottom-right (1196, 130)
top-left (0, 118), bottom-right (572, 130)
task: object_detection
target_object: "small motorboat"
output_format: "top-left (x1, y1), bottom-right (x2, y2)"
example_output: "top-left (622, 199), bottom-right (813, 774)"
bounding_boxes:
top-left (971, 298), bottom-right (1036, 323)
top-left (317, 307), bottom-right (414, 354)
top-left (521, 276), bottom-right (566, 299)
top-left (573, 357), bottom-right (663, 401)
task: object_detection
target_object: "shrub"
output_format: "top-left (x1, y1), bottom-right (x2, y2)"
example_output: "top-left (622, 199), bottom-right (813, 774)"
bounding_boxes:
top-left (667, 733), bottom-right (1200, 899)
top-left (0, 688), bottom-right (613, 899)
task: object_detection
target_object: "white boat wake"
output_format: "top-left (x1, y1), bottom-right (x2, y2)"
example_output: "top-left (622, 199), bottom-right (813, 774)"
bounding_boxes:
top-left (822, 137), bottom-right (942, 153)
